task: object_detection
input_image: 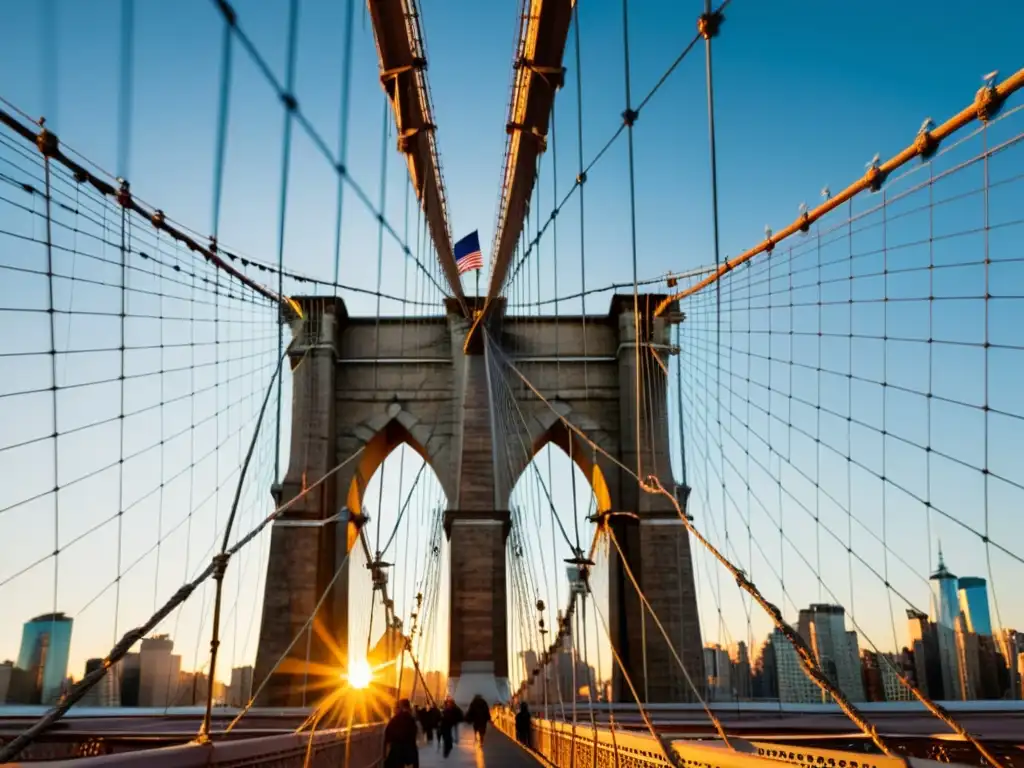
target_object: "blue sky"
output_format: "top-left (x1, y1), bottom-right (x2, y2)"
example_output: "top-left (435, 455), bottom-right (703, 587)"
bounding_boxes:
top-left (0, 0), bottom-right (1022, 699)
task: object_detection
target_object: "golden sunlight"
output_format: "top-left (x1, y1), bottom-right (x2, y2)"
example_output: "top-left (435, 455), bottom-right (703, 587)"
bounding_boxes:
top-left (348, 658), bottom-right (373, 689)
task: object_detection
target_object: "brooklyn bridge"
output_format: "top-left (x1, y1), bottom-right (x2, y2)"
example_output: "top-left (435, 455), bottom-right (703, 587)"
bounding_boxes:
top-left (0, 1), bottom-right (1022, 767)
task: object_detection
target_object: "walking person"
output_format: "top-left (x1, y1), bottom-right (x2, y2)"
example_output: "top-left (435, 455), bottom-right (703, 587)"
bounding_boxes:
top-left (515, 701), bottom-right (532, 749)
top-left (438, 697), bottom-right (463, 758)
top-left (465, 694), bottom-right (491, 744)
top-left (417, 705), bottom-right (434, 743)
top-left (385, 699), bottom-right (420, 768)
top-left (426, 702), bottom-right (442, 746)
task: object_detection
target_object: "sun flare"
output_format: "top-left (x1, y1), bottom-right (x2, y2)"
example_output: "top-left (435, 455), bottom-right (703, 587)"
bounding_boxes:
top-left (347, 659), bottom-right (373, 689)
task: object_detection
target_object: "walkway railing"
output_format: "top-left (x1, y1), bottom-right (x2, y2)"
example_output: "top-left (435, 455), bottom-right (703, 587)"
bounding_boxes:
top-left (3, 723), bottom-right (384, 767)
top-left (492, 709), bottom-right (965, 768)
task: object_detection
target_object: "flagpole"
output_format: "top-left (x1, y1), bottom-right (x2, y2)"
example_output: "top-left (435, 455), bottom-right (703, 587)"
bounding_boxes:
top-left (475, 269), bottom-right (480, 301)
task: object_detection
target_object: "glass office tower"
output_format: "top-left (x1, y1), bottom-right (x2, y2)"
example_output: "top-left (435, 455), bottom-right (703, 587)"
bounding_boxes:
top-left (958, 576), bottom-right (993, 635)
top-left (16, 613), bottom-right (73, 704)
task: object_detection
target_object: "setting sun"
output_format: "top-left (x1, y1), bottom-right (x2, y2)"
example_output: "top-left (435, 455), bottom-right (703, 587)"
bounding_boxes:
top-left (347, 659), bottom-right (373, 689)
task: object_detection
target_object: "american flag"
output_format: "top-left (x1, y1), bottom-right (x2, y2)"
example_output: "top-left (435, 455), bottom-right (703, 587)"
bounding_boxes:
top-left (454, 230), bottom-right (483, 274)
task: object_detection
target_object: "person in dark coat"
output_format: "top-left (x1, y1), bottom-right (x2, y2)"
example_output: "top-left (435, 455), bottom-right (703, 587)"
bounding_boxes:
top-left (416, 705), bottom-right (434, 742)
top-left (514, 701), bottom-right (532, 748)
top-left (385, 699), bottom-right (420, 768)
top-left (465, 694), bottom-right (491, 743)
top-left (427, 703), bottom-right (442, 743)
top-left (438, 697), bottom-right (463, 758)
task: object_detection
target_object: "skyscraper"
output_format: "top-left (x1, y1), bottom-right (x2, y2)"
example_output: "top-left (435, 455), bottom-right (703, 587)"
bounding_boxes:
top-left (229, 666), bottom-right (254, 707)
top-left (797, 604), bottom-right (865, 701)
top-left (770, 629), bottom-right (818, 703)
top-left (80, 658), bottom-right (121, 707)
top-left (929, 548), bottom-right (962, 699)
top-left (751, 637), bottom-right (777, 700)
top-left (15, 613), bottom-right (73, 704)
top-left (731, 641), bottom-right (752, 700)
top-left (138, 635), bottom-right (181, 707)
top-left (702, 644), bottom-right (732, 701)
top-left (958, 577), bottom-right (993, 636)
top-left (929, 546), bottom-right (959, 629)
top-left (906, 608), bottom-right (945, 698)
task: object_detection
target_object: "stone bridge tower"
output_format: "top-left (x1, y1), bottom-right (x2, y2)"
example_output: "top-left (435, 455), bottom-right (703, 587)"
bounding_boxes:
top-left (253, 294), bottom-right (704, 706)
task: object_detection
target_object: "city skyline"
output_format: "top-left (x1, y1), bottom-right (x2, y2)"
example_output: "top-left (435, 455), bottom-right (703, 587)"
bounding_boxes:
top-left (1, 539), bottom-right (1012, 705)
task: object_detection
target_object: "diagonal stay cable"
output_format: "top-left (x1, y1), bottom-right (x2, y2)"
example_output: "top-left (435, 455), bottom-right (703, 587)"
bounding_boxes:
top-left (210, 0), bottom-right (449, 300)
top-left (0, 436), bottom-right (368, 763)
top-left (653, 67), bottom-right (1024, 316)
top-left (499, 14), bottom-right (714, 297)
top-left (486, 331), bottom-right (903, 757)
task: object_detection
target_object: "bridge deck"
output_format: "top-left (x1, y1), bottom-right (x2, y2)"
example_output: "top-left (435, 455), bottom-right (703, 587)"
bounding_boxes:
top-left (419, 726), bottom-right (540, 768)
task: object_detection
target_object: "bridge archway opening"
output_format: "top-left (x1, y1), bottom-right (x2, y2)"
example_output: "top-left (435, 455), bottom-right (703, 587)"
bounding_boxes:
top-left (525, 420), bottom-right (613, 515)
top-left (345, 417), bottom-right (439, 523)
top-left (345, 419), bottom-right (449, 704)
top-left (506, 425), bottom-right (612, 705)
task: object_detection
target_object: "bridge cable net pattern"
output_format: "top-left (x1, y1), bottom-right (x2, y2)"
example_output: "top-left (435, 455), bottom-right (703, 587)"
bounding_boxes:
top-left (481, 1), bottom-right (738, 764)
top-left (476, 1), bottom-right (1024, 766)
top-left (0, 108), bottom-right (281, 712)
top-left (0, 0), bottom-right (458, 759)
top-left (1, 0), bottom-right (1023, 766)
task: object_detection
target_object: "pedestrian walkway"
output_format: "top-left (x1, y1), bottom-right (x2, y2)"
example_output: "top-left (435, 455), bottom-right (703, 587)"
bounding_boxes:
top-left (417, 726), bottom-right (541, 768)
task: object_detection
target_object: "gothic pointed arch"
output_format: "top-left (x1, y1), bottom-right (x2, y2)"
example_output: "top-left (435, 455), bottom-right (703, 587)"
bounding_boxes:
top-left (345, 414), bottom-right (447, 520)
top-left (507, 410), bottom-right (614, 514)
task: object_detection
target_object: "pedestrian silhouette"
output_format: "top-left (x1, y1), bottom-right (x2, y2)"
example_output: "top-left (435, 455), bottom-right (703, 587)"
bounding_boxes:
top-left (385, 699), bottom-right (420, 768)
top-left (515, 701), bottom-right (532, 749)
top-left (438, 696), bottom-right (463, 758)
top-left (466, 694), bottom-right (491, 744)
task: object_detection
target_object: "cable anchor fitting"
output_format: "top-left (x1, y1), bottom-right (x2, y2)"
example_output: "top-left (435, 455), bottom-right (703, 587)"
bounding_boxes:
top-left (36, 121), bottom-right (59, 158)
top-left (349, 508), bottom-right (369, 532)
top-left (975, 71), bottom-right (1004, 122)
top-left (367, 552), bottom-right (392, 591)
top-left (697, 9), bottom-right (723, 40)
top-left (211, 553), bottom-right (230, 582)
top-left (116, 178), bottom-right (132, 207)
top-left (914, 118), bottom-right (939, 159)
top-left (622, 108), bottom-right (639, 127)
top-left (863, 153), bottom-right (886, 193)
top-left (797, 203), bottom-right (811, 233)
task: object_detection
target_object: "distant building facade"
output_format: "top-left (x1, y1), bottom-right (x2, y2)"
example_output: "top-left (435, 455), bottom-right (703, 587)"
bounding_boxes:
top-left (958, 577), bottom-right (993, 636)
top-left (15, 613), bottom-right (73, 704)
top-left (798, 604), bottom-right (864, 702)
top-left (138, 635), bottom-right (181, 707)
top-left (703, 644), bottom-right (732, 702)
top-left (229, 666), bottom-right (254, 707)
top-left (771, 629), bottom-right (819, 703)
top-left (751, 638), bottom-right (777, 700)
top-left (79, 658), bottom-right (121, 707)
top-left (0, 661), bottom-right (11, 704)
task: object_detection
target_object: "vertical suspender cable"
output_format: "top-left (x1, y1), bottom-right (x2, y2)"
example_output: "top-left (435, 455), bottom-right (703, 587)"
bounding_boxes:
top-left (273, 0), bottom-right (300, 485)
top-left (573, 4), bottom-right (589, 399)
top-left (332, 0), bottom-right (356, 292)
top-left (42, 148), bottom-right (62, 692)
top-left (373, 99), bottom-right (389, 391)
top-left (118, 0), bottom-right (134, 180)
top-left (619, 0), bottom-right (647, 705)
